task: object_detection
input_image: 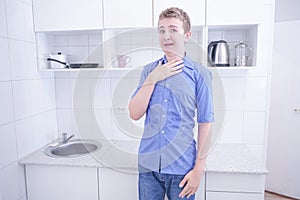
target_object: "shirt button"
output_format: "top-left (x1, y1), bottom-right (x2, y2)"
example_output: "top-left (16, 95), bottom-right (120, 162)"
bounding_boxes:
top-left (166, 84), bottom-right (169, 87)
top-left (162, 115), bottom-right (166, 118)
top-left (164, 99), bottom-right (167, 102)
top-left (161, 130), bottom-right (164, 134)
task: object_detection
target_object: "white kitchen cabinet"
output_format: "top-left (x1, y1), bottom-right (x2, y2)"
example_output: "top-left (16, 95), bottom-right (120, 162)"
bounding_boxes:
top-left (99, 168), bottom-right (205, 200)
top-left (153, 0), bottom-right (206, 27)
top-left (25, 165), bottom-right (98, 200)
top-left (206, 0), bottom-right (262, 25)
top-left (206, 172), bottom-right (265, 200)
top-left (99, 168), bottom-right (139, 200)
top-left (32, 0), bottom-right (103, 31)
top-left (102, 0), bottom-right (152, 28)
top-left (31, 0), bottom-right (267, 71)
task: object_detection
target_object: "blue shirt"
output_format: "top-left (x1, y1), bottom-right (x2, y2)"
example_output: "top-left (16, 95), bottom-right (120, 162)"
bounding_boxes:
top-left (133, 55), bottom-right (214, 175)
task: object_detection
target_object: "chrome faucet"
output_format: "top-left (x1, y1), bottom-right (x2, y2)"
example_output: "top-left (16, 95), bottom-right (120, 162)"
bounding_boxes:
top-left (61, 133), bottom-right (75, 143)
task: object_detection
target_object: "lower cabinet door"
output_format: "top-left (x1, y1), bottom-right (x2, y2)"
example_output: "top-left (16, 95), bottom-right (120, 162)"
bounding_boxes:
top-left (26, 165), bottom-right (98, 200)
top-left (195, 173), bottom-right (206, 200)
top-left (206, 191), bottom-right (264, 200)
top-left (98, 168), bottom-right (205, 200)
top-left (99, 168), bottom-right (138, 200)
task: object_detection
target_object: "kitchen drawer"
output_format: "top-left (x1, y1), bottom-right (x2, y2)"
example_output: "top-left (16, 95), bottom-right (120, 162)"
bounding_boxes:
top-left (206, 172), bottom-right (265, 193)
top-left (206, 191), bottom-right (264, 200)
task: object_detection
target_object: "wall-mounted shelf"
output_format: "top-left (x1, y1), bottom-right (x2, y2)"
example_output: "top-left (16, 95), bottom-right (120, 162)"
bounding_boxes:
top-left (209, 66), bottom-right (257, 70)
top-left (36, 25), bottom-right (259, 72)
top-left (36, 30), bottom-right (104, 71)
top-left (206, 24), bottom-right (258, 67)
top-left (39, 68), bottom-right (102, 72)
top-left (39, 67), bottom-right (136, 72)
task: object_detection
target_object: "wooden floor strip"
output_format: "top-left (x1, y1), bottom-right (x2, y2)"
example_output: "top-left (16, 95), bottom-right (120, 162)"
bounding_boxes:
top-left (265, 191), bottom-right (297, 200)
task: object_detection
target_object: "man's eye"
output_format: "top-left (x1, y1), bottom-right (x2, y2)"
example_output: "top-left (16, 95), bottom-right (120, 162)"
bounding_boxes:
top-left (159, 29), bottom-right (165, 34)
top-left (170, 29), bottom-right (177, 33)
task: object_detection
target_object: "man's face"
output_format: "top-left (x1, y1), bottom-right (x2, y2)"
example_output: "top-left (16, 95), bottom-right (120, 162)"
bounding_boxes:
top-left (158, 17), bottom-right (191, 57)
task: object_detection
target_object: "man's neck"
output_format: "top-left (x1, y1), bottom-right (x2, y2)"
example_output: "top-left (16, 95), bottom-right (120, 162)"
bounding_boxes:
top-left (165, 52), bottom-right (185, 62)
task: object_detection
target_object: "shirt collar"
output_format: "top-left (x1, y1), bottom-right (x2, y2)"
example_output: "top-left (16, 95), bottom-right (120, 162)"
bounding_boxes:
top-left (161, 54), bottom-right (195, 70)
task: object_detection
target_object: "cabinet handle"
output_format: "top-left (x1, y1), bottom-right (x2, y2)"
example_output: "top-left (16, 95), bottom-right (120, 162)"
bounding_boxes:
top-left (294, 108), bottom-right (300, 112)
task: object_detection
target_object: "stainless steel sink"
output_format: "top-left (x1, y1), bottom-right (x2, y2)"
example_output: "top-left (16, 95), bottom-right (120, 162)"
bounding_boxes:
top-left (44, 140), bottom-right (101, 157)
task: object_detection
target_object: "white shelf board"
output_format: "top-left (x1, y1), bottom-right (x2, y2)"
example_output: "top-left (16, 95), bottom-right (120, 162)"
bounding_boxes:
top-left (38, 67), bottom-right (134, 72)
top-left (208, 66), bottom-right (256, 70)
top-left (207, 24), bottom-right (258, 31)
top-left (40, 66), bottom-right (257, 72)
top-left (39, 68), bottom-right (104, 72)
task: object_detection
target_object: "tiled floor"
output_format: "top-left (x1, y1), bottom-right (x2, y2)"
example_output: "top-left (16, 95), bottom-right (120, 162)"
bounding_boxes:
top-left (265, 191), bottom-right (297, 200)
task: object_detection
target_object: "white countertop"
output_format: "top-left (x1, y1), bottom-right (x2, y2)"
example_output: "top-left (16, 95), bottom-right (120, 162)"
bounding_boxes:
top-left (19, 140), bottom-right (267, 175)
top-left (19, 140), bottom-right (139, 172)
top-left (206, 144), bottom-right (267, 175)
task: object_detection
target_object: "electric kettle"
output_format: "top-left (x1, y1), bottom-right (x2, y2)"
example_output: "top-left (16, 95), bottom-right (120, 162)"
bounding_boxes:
top-left (208, 40), bottom-right (230, 66)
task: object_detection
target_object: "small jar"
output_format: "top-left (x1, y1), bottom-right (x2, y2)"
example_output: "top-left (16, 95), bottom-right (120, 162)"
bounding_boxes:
top-left (234, 41), bottom-right (252, 66)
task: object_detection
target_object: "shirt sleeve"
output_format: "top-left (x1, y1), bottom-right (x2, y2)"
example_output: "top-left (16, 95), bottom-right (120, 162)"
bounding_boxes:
top-left (131, 65), bottom-right (150, 98)
top-left (131, 59), bottom-right (161, 98)
top-left (196, 68), bottom-right (215, 123)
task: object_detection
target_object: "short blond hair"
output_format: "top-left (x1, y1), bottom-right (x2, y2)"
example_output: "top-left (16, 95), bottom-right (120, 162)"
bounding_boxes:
top-left (158, 7), bottom-right (191, 33)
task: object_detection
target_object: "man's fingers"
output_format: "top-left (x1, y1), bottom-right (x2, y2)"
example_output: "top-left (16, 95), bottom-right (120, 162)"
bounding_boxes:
top-left (165, 59), bottom-right (184, 68)
top-left (171, 64), bottom-right (184, 72)
top-left (187, 189), bottom-right (197, 199)
top-left (171, 68), bottom-right (183, 76)
top-left (179, 185), bottom-right (197, 198)
top-left (157, 60), bottom-right (163, 67)
top-left (179, 176), bottom-right (188, 188)
top-left (179, 186), bottom-right (189, 198)
top-left (178, 175), bottom-right (189, 198)
top-left (151, 59), bottom-right (184, 82)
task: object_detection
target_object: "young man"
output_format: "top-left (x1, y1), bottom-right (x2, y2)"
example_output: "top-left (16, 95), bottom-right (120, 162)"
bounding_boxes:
top-left (129, 7), bottom-right (214, 200)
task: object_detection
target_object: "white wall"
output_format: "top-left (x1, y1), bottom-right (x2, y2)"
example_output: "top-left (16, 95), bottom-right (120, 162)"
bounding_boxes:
top-left (274, 0), bottom-right (300, 22)
top-left (0, 0), bottom-right (57, 199)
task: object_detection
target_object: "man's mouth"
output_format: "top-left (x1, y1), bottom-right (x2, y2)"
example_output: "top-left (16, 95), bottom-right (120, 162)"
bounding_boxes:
top-left (164, 43), bottom-right (174, 47)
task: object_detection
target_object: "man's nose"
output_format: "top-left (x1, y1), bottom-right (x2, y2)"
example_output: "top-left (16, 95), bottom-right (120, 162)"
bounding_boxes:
top-left (162, 32), bottom-right (170, 40)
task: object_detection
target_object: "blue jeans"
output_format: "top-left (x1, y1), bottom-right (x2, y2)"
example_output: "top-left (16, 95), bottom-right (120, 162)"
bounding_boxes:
top-left (139, 171), bottom-right (195, 200)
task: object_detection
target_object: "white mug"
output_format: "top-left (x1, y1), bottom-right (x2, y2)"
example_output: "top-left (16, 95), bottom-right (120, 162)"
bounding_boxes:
top-left (117, 55), bottom-right (131, 68)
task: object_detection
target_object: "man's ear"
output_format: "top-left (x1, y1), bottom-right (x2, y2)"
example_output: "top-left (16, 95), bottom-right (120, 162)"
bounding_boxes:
top-left (184, 31), bottom-right (192, 42)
